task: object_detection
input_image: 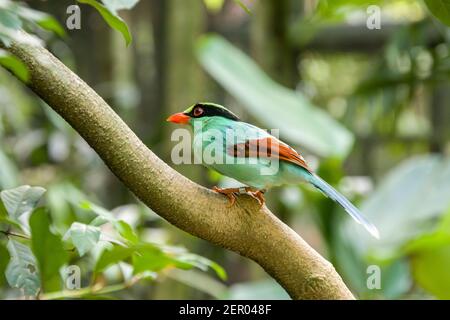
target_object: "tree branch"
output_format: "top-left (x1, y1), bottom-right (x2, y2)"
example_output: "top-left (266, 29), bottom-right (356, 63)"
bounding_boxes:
top-left (4, 35), bottom-right (354, 300)
top-left (290, 22), bottom-right (441, 53)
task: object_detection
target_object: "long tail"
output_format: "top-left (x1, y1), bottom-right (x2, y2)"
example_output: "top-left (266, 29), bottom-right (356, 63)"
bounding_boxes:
top-left (307, 173), bottom-right (379, 239)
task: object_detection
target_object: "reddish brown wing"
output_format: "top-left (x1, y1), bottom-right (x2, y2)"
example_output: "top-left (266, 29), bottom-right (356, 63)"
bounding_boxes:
top-left (228, 137), bottom-right (311, 172)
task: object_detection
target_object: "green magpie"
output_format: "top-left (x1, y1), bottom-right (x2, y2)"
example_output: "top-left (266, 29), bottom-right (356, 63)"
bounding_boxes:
top-left (167, 102), bottom-right (379, 239)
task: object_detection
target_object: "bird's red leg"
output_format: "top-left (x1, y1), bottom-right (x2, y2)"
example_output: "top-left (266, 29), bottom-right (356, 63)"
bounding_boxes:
top-left (249, 190), bottom-right (266, 208)
top-left (212, 186), bottom-right (253, 207)
top-left (212, 186), bottom-right (238, 207)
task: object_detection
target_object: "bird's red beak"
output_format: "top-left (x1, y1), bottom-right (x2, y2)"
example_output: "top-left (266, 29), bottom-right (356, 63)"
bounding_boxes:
top-left (166, 112), bottom-right (190, 124)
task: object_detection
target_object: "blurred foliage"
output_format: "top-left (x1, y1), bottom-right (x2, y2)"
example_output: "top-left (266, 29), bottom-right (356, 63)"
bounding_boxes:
top-left (424, 0), bottom-right (450, 26)
top-left (336, 156), bottom-right (450, 299)
top-left (0, 185), bottom-right (225, 298)
top-left (77, 0), bottom-right (138, 46)
top-left (0, 0), bottom-right (64, 80)
top-left (197, 35), bottom-right (354, 158)
top-left (0, 0), bottom-right (450, 300)
top-left (203, 0), bottom-right (251, 14)
top-left (224, 279), bottom-right (290, 300)
top-left (0, 49), bottom-right (28, 82)
top-left (0, 0), bottom-right (64, 46)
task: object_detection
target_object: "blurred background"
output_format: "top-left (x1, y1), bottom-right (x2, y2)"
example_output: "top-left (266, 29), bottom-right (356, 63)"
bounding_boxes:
top-left (1, 0), bottom-right (450, 299)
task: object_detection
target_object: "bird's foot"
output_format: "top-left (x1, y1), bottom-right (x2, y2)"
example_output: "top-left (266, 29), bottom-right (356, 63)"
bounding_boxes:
top-left (212, 186), bottom-right (265, 208)
top-left (248, 190), bottom-right (266, 208)
top-left (212, 186), bottom-right (238, 207)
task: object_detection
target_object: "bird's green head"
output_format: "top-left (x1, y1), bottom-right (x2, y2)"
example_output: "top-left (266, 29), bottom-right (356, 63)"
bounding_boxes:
top-left (166, 102), bottom-right (240, 125)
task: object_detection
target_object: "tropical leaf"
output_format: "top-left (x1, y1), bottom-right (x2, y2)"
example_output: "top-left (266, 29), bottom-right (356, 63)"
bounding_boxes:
top-left (0, 8), bottom-right (22, 29)
top-left (337, 156), bottom-right (450, 298)
top-left (0, 242), bottom-right (9, 286)
top-left (81, 200), bottom-right (139, 244)
top-left (14, 6), bottom-right (65, 37)
top-left (30, 208), bottom-right (68, 292)
top-left (411, 245), bottom-right (450, 299)
top-left (0, 0), bottom-right (65, 45)
top-left (5, 239), bottom-right (40, 296)
top-left (132, 244), bottom-right (182, 274)
top-left (77, 0), bottom-right (132, 46)
top-left (0, 185), bottom-right (46, 220)
top-left (94, 244), bottom-right (134, 273)
top-left (197, 35), bottom-right (354, 158)
top-left (101, 0), bottom-right (140, 13)
top-left (424, 0), bottom-right (450, 26)
top-left (345, 155), bottom-right (450, 258)
top-left (113, 220), bottom-right (139, 244)
top-left (0, 48), bottom-right (29, 82)
top-left (174, 253), bottom-right (227, 281)
top-left (64, 222), bottom-right (100, 256)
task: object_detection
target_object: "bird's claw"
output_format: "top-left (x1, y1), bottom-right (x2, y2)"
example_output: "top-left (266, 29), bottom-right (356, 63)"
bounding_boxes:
top-left (249, 190), bottom-right (265, 208)
top-left (212, 186), bottom-right (237, 207)
top-left (212, 186), bottom-right (265, 209)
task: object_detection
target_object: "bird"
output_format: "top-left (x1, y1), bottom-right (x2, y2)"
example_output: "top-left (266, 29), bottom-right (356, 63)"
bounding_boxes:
top-left (167, 102), bottom-right (379, 239)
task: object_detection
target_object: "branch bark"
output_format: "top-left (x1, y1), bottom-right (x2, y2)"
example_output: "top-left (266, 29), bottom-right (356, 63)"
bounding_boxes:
top-left (4, 35), bottom-right (354, 300)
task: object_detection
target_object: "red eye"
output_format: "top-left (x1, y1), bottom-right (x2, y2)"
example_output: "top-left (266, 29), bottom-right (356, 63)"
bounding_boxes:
top-left (193, 107), bottom-right (204, 117)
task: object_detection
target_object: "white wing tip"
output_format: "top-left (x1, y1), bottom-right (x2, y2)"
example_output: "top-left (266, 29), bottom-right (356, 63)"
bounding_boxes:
top-left (366, 223), bottom-right (380, 239)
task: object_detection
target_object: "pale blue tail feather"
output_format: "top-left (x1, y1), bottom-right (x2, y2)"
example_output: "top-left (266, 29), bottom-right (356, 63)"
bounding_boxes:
top-left (307, 173), bottom-right (379, 239)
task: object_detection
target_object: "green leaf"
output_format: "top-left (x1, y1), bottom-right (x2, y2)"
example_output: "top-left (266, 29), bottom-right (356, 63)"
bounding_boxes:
top-left (197, 35), bottom-right (354, 158)
top-left (0, 9), bottom-right (22, 30)
top-left (0, 241), bottom-right (9, 286)
top-left (30, 208), bottom-right (68, 292)
top-left (80, 200), bottom-right (115, 221)
top-left (424, 0), bottom-right (450, 26)
top-left (90, 215), bottom-right (109, 227)
top-left (396, 208), bottom-right (450, 298)
top-left (0, 216), bottom-right (24, 230)
top-left (36, 16), bottom-right (66, 37)
top-left (14, 6), bottom-right (66, 37)
top-left (78, 0), bottom-right (132, 46)
top-left (344, 155), bottom-right (450, 259)
top-left (94, 244), bottom-right (134, 273)
top-left (314, 0), bottom-right (381, 20)
top-left (132, 244), bottom-right (180, 274)
top-left (174, 253), bottom-right (227, 281)
top-left (402, 208), bottom-right (450, 254)
top-left (0, 185), bottom-right (46, 220)
top-left (6, 239), bottom-right (40, 296)
top-left (82, 200), bottom-right (139, 244)
top-left (113, 220), bottom-right (138, 244)
top-left (411, 245), bottom-right (450, 299)
top-left (0, 49), bottom-right (29, 82)
top-left (45, 183), bottom-right (77, 233)
top-left (101, 0), bottom-right (140, 13)
top-left (64, 222), bottom-right (100, 256)
top-left (337, 156), bottom-right (450, 298)
top-left (132, 243), bottom-right (226, 280)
